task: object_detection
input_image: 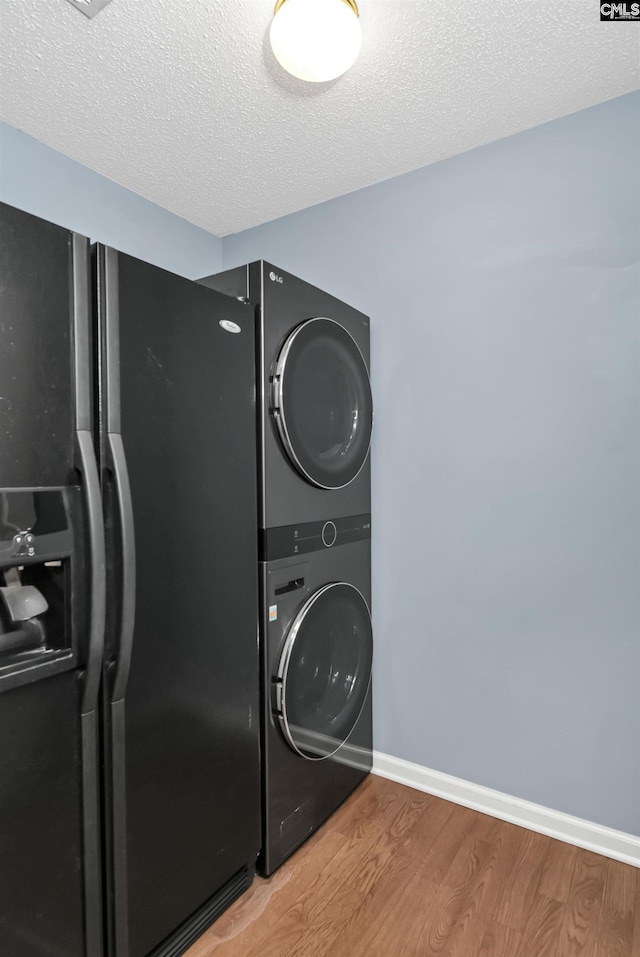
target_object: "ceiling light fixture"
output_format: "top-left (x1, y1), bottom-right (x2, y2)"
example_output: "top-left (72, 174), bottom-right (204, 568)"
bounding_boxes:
top-left (270, 0), bottom-right (362, 83)
top-left (65, 0), bottom-right (113, 18)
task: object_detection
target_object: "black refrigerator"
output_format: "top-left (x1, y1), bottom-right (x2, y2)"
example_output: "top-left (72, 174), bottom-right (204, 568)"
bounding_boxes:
top-left (0, 203), bottom-right (261, 957)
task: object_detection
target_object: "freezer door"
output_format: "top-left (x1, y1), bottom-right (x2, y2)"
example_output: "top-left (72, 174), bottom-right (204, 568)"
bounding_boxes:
top-left (97, 247), bottom-right (260, 957)
top-left (0, 204), bottom-right (104, 957)
top-left (0, 204), bottom-right (75, 488)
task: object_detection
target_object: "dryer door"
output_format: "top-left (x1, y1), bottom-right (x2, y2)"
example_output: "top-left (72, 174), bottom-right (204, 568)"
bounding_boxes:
top-left (276, 582), bottom-right (372, 761)
top-left (273, 318), bottom-right (373, 489)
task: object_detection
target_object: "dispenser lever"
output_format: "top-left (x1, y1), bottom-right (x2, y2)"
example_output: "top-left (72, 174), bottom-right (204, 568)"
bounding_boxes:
top-left (1, 582), bottom-right (49, 622)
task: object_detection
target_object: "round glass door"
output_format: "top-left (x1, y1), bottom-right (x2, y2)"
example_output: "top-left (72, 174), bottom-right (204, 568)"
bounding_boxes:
top-left (276, 582), bottom-right (373, 761)
top-left (273, 318), bottom-right (373, 490)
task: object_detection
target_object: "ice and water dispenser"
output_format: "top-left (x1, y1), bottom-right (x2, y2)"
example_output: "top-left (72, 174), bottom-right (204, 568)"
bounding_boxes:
top-left (0, 488), bottom-right (83, 685)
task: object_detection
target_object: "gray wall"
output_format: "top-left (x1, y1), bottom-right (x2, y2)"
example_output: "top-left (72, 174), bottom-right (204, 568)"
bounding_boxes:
top-left (0, 122), bottom-right (222, 277)
top-left (223, 91), bottom-right (640, 835)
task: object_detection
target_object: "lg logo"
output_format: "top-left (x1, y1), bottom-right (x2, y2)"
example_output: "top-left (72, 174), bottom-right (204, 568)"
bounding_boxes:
top-left (269, 271), bottom-right (283, 284)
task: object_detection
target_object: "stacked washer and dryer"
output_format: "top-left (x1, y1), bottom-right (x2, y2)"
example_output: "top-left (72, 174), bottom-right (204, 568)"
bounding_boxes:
top-left (201, 262), bottom-right (373, 875)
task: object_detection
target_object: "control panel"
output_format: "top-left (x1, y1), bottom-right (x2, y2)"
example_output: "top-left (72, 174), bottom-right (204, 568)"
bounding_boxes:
top-left (261, 513), bottom-right (371, 562)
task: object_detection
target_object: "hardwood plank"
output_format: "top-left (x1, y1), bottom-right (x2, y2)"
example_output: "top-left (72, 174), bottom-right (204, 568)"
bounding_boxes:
top-left (284, 847), bottom-right (420, 957)
top-left (470, 824), bottom-right (531, 956)
top-left (400, 816), bottom-right (506, 955)
top-left (590, 858), bottom-right (637, 957)
top-left (519, 893), bottom-right (564, 957)
top-left (330, 774), bottom-right (412, 836)
top-left (347, 872), bottom-right (441, 957)
top-left (332, 798), bottom-right (456, 957)
top-left (396, 790), bottom-right (457, 864)
top-left (476, 921), bottom-right (523, 957)
top-left (537, 839), bottom-right (579, 903)
top-left (556, 848), bottom-right (606, 956)
top-left (439, 818), bottom-right (531, 957)
top-left (325, 799), bottom-right (496, 957)
top-left (287, 785), bottom-right (457, 957)
top-left (440, 811), bottom-right (503, 888)
top-left (632, 869), bottom-right (640, 957)
top-left (417, 801), bottom-right (479, 884)
top-left (280, 783), bottom-right (441, 957)
top-left (342, 798), bottom-right (442, 899)
top-left (341, 797), bottom-right (464, 957)
top-left (333, 782), bottom-right (439, 895)
top-left (490, 827), bottom-right (549, 931)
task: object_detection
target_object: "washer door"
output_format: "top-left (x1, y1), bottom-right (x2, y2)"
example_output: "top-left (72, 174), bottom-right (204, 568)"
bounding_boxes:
top-left (273, 318), bottom-right (373, 490)
top-left (276, 583), bottom-right (373, 761)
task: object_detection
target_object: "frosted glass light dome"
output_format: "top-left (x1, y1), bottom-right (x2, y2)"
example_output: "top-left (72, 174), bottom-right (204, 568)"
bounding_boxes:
top-left (270, 0), bottom-right (362, 83)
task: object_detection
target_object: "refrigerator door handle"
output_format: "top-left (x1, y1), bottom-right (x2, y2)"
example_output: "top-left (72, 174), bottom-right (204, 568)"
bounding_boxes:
top-left (76, 430), bottom-right (107, 716)
top-left (108, 431), bottom-right (136, 703)
top-left (72, 233), bottom-right (107, 718)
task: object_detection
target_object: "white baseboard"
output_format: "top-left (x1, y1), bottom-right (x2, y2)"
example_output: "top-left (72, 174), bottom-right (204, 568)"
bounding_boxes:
top-left (371, 751), bottom-right (640, 869)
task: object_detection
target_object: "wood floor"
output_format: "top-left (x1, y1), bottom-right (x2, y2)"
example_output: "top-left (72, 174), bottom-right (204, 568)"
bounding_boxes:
top-left (185, 775), bottom-right (640, 957)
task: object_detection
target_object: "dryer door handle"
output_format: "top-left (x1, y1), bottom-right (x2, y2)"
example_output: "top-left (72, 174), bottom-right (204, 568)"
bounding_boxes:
top-left (274, 578), bottom-right (305, 597)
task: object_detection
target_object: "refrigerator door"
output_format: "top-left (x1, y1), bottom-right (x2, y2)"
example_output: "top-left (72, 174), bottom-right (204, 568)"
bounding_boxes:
top-left (97, 247), bottom-right (260, 957)
top-left (0, 204), bottom-right (105, 957)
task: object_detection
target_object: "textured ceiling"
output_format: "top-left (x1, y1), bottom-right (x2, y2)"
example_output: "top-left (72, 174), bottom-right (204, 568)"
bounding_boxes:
top-left (0, 0), bottom-right (638, 236)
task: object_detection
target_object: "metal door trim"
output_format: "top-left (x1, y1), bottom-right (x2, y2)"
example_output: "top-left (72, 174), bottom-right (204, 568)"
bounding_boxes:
top-left (276, 581), bottom-right (372, 761)
top-left (272, 317), bottom-right (373, 490)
